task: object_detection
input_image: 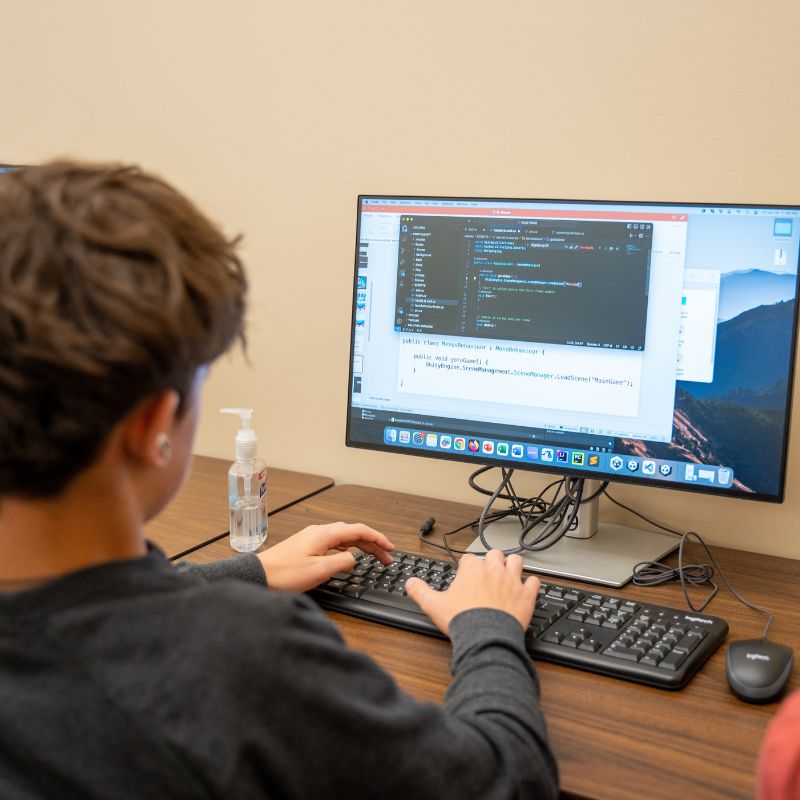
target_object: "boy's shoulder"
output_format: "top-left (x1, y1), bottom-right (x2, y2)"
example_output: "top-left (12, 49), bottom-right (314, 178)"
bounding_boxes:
top-left (4, 546), bottom-right (341, 674)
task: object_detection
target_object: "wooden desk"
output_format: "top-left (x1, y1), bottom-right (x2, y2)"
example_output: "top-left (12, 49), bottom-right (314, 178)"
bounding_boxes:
top-left (144, 455), bottom-right (334, 558)
top-left (184, 483), bottom-right (800, 800)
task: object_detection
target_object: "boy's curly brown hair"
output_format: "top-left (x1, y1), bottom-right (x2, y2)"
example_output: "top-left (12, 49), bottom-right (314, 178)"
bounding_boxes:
top-left (0, 161), bottom-right (247, 498)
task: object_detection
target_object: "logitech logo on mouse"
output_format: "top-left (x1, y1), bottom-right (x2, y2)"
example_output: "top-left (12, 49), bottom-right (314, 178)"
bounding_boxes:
top-left (746, 653), bottom-right (770, 661)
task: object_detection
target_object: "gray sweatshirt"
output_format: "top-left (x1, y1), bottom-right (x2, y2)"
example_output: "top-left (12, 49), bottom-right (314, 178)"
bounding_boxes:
top-left (0, 545), bottom-right (558, 799)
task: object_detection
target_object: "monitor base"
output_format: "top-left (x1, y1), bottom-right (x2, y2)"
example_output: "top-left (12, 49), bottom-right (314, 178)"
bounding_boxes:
top-left (467, 517), bottom-right (677, 588)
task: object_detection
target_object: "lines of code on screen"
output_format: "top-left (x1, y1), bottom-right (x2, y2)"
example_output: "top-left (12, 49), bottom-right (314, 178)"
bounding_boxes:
top-left (394, 215), bottom-right (652, 349)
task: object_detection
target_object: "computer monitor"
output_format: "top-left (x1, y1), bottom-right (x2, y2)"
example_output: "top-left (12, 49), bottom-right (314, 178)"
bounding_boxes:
top-left (346, 195), bottom-right (800, 585)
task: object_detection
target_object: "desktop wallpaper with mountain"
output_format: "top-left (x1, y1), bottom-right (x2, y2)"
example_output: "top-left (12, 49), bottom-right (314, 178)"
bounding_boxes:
top-left (619, 268), bottom-right (799, 497)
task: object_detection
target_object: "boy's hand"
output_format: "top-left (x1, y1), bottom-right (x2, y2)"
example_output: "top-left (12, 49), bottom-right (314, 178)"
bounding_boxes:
top-left (257, 522), bottom-right (395, 592)
top-left (405, 550), bottom-right (539, 634)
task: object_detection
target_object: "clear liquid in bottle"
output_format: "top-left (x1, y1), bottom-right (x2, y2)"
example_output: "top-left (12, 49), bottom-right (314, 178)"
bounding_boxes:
top-left (228, 461), bottom-right (267, 552)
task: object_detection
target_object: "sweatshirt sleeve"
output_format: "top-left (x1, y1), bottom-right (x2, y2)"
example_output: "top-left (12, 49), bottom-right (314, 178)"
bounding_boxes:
top-left (445, 608), bottom-right (558, 792)
top-left (174, 553), bottom-right (266, 585)
top-left (208, 593), bottom-right (559, 800)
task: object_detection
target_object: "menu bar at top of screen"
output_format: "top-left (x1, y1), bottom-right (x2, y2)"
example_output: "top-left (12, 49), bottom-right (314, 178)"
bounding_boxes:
top-left (361, 203), bottom-right (686, 222)
top-left (361, 198), bottom-right (800, 217)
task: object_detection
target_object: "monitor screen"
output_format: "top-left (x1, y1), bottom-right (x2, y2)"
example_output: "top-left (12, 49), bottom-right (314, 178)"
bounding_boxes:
top-left (346, 195), bottom-right (800, 503)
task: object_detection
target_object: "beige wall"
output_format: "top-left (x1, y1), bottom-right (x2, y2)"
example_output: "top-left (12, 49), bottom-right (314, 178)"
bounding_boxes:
top-left (4, 1), bottom-right (800, 558)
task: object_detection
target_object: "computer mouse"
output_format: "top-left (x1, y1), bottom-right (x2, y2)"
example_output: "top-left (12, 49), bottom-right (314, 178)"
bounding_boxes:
top-left (726, 639), bottom-right (794, 704)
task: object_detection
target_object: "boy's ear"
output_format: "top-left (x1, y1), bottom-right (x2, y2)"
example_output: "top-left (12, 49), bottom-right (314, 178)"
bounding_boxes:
top-left (122, 391), bottom-right (181, 467)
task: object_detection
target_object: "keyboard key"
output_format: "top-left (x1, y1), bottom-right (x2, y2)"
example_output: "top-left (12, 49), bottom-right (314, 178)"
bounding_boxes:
top-left (658, 649), bottom-right (689, 671)
top-left (359, 589), bottom-right (422, 612)
top-left (676, 633), bottom-right (704, 653)
top-left (585, 594), bottom-right (603, 606)
top-left (641, 653), bottom-right (662, 666)
top-left (605, 644), bottom-right (645, 662)
top-left (572, 629), bottom-right (590, 641)
top-left (527, 624), bottom-right (547, 640)
top-left (542, 598), bottom-right (571, 612)
top-left (533, 609), bottom-right (560, 626)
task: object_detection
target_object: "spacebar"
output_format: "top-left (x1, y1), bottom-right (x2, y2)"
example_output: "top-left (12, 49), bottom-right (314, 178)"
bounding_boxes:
top-left (360, 589), bottom-right (424, 614)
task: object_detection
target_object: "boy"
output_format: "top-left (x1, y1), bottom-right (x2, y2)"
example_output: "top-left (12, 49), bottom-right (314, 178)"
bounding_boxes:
top-left (0, 162), bottom-right (558, 798)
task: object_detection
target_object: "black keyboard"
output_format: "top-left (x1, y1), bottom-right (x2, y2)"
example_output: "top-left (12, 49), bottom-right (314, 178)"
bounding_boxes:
top-left (309, 549), bottom-right (729, 689)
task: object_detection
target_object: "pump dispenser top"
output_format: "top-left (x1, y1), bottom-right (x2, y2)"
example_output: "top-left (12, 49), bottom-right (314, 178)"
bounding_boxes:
top-left (220, 407), bottom-right (258, 461)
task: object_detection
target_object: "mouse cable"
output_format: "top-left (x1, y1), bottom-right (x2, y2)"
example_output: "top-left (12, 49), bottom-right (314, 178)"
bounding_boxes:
top-left (605, 490), bottom-right (774, 640)
top-left (421, 472), bottom-right (774, 638)
top-left (603, 492), bottom-right (720, 608)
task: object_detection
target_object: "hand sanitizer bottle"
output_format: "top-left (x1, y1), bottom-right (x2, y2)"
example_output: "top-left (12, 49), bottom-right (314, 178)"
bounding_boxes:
top-left (220, 408), bottom-right (268, 553)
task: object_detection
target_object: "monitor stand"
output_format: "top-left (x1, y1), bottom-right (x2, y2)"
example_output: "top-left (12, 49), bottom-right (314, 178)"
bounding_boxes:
top-left (466, 480), bottom-right (677, 588)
